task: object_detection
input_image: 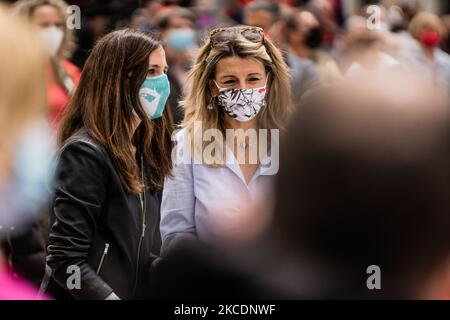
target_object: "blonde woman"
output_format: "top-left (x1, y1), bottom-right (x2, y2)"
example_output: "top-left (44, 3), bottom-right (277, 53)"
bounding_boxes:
top-left (160, 26), bottom-right (292, 255)
top-left (15, 0), bottom-right (81, 133)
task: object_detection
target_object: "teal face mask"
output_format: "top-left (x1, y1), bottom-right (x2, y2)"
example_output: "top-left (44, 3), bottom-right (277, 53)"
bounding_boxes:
top-left (139, 73), bottom-right (171, 119)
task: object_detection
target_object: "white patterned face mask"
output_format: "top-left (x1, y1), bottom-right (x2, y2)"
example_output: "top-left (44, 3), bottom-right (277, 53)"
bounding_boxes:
top-left (214, 75), bottom-right (268, 122)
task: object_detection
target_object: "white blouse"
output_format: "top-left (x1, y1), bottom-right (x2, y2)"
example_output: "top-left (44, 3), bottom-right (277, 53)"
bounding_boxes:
top-left (160, 131), bottom-right (276, 256)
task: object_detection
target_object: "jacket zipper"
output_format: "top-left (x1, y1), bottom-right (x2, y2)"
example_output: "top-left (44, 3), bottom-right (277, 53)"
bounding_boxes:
top-left (133, 154), bottom-right (146, 296)
top-left (96, 243), bottom-right (110, 274)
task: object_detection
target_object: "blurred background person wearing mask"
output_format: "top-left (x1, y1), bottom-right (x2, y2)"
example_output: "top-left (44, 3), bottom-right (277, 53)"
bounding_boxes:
top-left (155, 6), bottom-right (198, 125)
top-left (0, 4), bottom-right (54, 299)
top-left (302, 0), bottom-right (342, 45)
top-left (267, 71), bottom-right (450, 299)
top-left (408, 11), bottom-right (450, 95)
top-left (14, 0), bottom-right (81, 135)
top-left (285, 8), bottom-right (342, 84)
top-left (244, 1), bottom-right (319, 106)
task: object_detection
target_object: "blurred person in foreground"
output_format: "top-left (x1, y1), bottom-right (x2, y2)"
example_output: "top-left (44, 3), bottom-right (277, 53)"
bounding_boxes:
top-left (154, 70), bottom-right (450, 299)
top-left (0, 5), bottom-right (54, 299)
top-left (268, 71), bottom-right (450, 298)
top-left (14, 0), bottom-right (81, 135)
top-left (408, 12), bottom-right (450, 95)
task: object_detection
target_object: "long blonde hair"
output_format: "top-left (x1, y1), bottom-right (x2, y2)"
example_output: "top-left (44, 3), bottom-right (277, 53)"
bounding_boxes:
top-left (0, 4), bottom-right (47, 175)
top-left (180, 26), bottom-right (292, 164)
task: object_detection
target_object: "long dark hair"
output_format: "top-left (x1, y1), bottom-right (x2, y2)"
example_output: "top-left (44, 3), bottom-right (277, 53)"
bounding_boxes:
top-left (59, 29), bottom-right (173, 193)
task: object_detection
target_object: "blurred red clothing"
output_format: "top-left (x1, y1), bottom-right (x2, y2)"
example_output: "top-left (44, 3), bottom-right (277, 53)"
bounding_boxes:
top-left (48, 60), bottom-right (81, 134)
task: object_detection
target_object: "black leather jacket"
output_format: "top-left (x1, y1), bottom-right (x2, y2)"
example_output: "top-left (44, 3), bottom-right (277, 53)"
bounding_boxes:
top-left (1, 221), bottom-right (46, 287)
top-left (45, 129), bottom-right (161, 299)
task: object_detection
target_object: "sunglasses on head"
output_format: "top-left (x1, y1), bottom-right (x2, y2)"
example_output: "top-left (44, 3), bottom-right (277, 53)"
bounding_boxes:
top-left (209, 26), bottom-right (264, 47)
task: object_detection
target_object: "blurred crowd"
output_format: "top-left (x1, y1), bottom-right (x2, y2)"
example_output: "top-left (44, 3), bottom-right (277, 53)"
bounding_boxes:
top-left (5, 0), bottom-right (450, 125)
top-left (0, 0), bottom-right (449, 300)
top-left (61, 0), bottom-right (450, 111)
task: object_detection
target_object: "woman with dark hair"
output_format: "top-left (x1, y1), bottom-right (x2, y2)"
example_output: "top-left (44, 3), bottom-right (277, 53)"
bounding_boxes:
top-left (43, 29), bottom-right (173, 300)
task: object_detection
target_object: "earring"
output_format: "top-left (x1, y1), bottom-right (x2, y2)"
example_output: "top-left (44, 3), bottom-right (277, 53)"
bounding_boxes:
top-left (207, 96), bottom-right (215, 111)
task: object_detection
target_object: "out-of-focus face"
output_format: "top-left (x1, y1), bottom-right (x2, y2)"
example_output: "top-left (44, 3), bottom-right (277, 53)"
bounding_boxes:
top-left (163, 15), bottom-right (196, 63)
top-left (312, 0), bottom-right (333, 18)
top-left (31, 4), bottom-right (64, 30)
top-left (31, 5), bottom-right (65, 57)
top-left (244, 9), bottom-right (273, 32)
top-left (298, 11), bottom-right (320, 33)
top-left (213, 56), bottom-right (267, 91)
top-left (289, 11), bottom-right (321, 45)
top-left (145, 0), bottom-right (162, 14)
